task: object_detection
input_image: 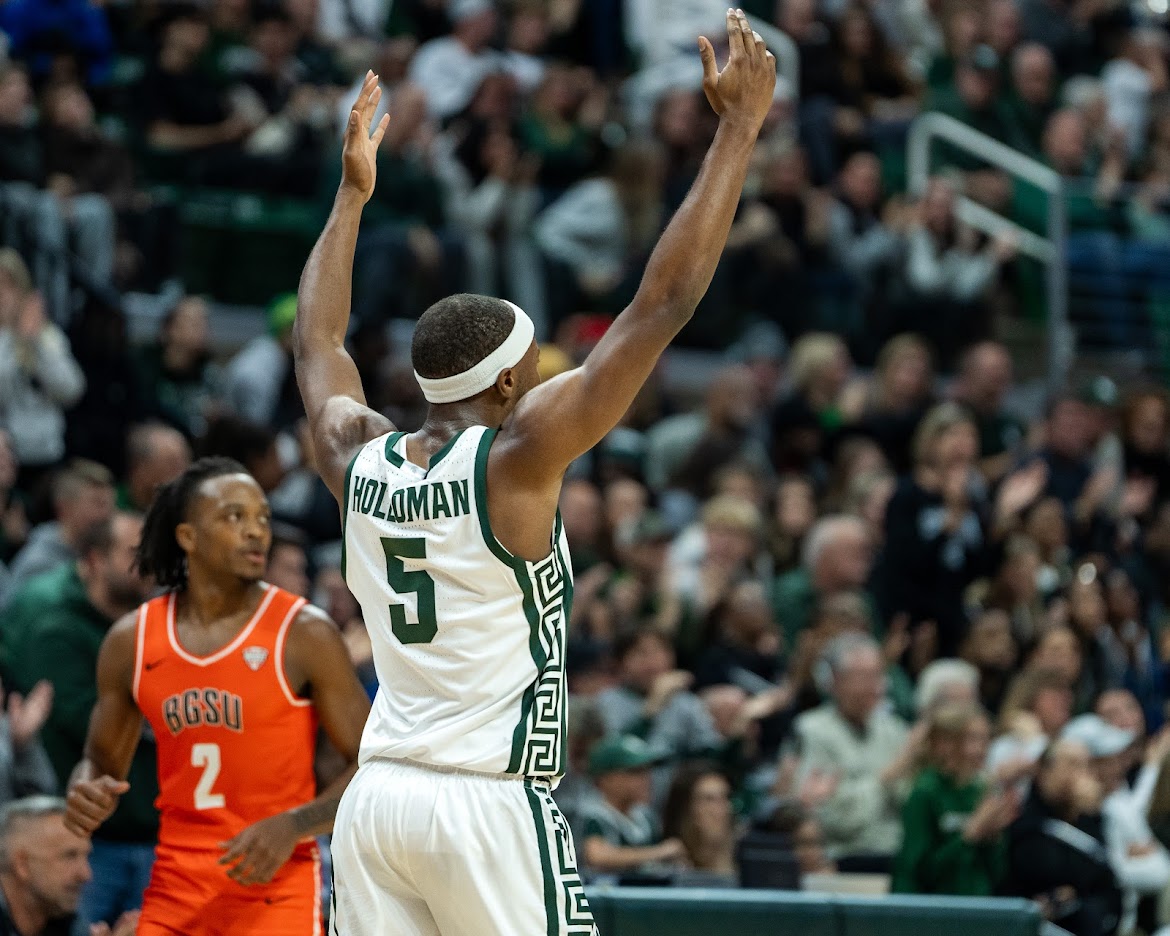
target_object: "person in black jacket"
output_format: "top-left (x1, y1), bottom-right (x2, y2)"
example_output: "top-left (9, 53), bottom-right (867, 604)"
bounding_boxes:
top-left (1005, 738), bottom-right (1122, 936)
top-left (875, 402), bottom-right (1048, 656)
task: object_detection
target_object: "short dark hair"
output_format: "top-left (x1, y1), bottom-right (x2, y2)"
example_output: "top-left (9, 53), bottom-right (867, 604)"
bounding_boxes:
top-left (52, 459), bottom-right (114, 504)
top-left (136, 457), bottom-right (249, 590)
top-left (77, 516), bottom-right (115, 559)
top-left (410, 294), bottom-right (517, 380)
top-left (612, 625), bottom-right (671, 663)
top-left (198, 415), bottom-right (276, 469)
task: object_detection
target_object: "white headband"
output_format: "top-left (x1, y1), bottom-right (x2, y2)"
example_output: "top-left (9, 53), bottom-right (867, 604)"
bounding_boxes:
top-left (414, 301), bottom-right (535, 404)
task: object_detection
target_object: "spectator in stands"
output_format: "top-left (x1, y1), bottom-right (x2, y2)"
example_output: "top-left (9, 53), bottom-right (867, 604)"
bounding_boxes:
top-left (914, 659), bottom-right (980, 716)
top-left (594, 628), bottom-right (723, 802)
top-left (1063, 714), bottom-right (1170, 934)
top-left (517, 63), bottom-right (606, 200)
top-left (960, 609), bottom-right (1020, 715)
top-left (1115, 388), bottom-right (1170, 525)
top-left (795, 633), bottom-right (919, 868)
top-left (1019, 0), bottom-right (1102, 77)
top-left (769, 333), bottom-right (853, 476)
top-left (1037, 395), bottom-right (1100, 518)
top-left (826, 151), bottom-right (904, 340)
top-left (929, 45), bottom-right (1014, 152)
top-left (0, 0), bottom-right (113, 89)
top-left (692, 579), bottom-right (783, 692)
top-left (830, 4), bottom-right (919, 137)
top-left (773, 514), bottom-right (875, 652)
top-left (1005, 738), bottom-right (1122, 936)
top-left (0, 796), bottom-right (139, 936)
top-left (3, 459), bottom-right (113, 600)
top-left (198, 414), bottom-right (284, 494)
top-left (408, 0), bottom-right (509, 121)
top-left (843, 333), bottom-right (937, 473)
top-left (265, 522), bottom-right (311, 598)
top-left (951, 340), bottom-right (1024, 483)
top-left (661, 762), bottom-right (738, 882)
top-left (0, 430), bottom-right (28, 566)
top-left (893, 701), bottom-right (1016, 895)
top-left (133, 295), bottom-right (215, 438)
top-left (136, 8), bottom-right (264, 188)
top-left (535, 140), bottom-right (665, 327)
top-left (984, 0), bottom-right (1022, 66)
top-left (555, 698), bottom-right (607, 843)
top-left (0, 251), bottom-right (85, 477)
top-left (897, 178), bottom-right (1016, 362)
top-left (222, 292), bottom-right (301, 431)
top-left (644, 365), bottom-right (769, 496)
top-left (1006, 44), bottom-right (1058, 157)
top-left (1, 514), bottom-right (156, 927)
top-left (117, 423), bottom-right (191, 514)
top-left (1102, 29), bottom-right (1169, 162)
top-left (579, 735), bottom-right (684, 878)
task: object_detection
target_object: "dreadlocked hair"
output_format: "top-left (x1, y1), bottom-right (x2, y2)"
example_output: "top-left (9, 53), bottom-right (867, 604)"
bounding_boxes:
top-left (137, 456), bottom-right (248, 590)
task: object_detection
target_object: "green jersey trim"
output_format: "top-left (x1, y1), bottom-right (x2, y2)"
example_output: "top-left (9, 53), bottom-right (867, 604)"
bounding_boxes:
top-left (339, 445), bottom-right (362, 582)
top-left (383, 431), bottom-right (406, 468)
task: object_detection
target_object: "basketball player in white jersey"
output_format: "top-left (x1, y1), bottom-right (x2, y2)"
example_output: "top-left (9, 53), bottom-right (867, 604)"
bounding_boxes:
top-left (293, 11), bottom-right (776, 935)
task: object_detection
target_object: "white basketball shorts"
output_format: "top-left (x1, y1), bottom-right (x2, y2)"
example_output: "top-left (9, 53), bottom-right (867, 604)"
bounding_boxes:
top-left (329, 757), bottom-right (599, 936)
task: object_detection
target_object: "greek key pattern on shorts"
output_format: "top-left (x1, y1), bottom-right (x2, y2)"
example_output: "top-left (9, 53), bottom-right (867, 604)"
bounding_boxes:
top-left (547, 798), bottom-right (597, 935)
top-left (517, 550), bottom-right (567, 778)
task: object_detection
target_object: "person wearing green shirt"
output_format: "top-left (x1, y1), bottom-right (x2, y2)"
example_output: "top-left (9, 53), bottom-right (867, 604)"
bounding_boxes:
top-left (893, 701), bottom-right (1016, 895)
top-left (1, 513), bottom-right (158, 925)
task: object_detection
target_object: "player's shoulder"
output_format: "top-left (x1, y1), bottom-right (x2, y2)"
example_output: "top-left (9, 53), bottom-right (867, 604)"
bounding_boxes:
top-left (285, 599), bottom-right (343, 644)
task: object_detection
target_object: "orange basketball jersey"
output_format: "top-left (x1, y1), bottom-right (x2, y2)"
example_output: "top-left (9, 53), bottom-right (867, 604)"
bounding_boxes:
top-left (133, 584), bottom-right (319, 851)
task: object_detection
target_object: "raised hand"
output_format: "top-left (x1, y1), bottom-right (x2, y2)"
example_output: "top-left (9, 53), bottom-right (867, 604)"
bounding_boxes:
top-left (698, 9), bottom-right (777, 130)
top-left (7, 679), bottom-right (53, 748)
top-left (341, 71), bottom-right (391, 204)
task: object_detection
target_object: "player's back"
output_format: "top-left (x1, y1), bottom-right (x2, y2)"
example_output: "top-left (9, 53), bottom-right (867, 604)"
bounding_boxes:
top-left (133, 584), bottom-right (319, 850)
top-left (342, 425), bottom-right (570, 781)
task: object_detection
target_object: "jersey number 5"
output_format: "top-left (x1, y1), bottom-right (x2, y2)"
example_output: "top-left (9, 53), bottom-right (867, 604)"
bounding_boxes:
top-left (381, 537), bottom-right (438, 644)
top-left (192, 742), bottom-right (226, 810)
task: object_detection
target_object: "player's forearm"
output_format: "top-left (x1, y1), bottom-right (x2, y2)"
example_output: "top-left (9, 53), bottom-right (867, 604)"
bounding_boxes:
top-left (286, 761), bottom-right (358, 838)
top-left (293, 187), bottom-right (364, 356)
top-left (630, 120), bottom-right (759, 321)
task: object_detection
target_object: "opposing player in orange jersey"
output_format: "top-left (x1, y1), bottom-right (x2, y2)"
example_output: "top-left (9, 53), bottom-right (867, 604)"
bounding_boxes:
top-left (63, 457), bottom-right (371, 936)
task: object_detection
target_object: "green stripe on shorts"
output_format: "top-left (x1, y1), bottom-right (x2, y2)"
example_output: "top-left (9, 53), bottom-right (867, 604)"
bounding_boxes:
top-left (524, 782), bottom-right (559, 936)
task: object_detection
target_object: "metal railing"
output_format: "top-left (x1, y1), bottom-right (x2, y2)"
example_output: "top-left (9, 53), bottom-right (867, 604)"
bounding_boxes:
top-left (906, 112), bottom-right (1070, 388)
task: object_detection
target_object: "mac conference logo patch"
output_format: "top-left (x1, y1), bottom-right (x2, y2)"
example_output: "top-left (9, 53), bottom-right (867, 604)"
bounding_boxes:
top-left (243, 647), bottom-right (269, 671)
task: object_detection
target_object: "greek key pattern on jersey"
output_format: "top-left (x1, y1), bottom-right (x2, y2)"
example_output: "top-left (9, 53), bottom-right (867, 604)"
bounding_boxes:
top-left (515, 549), bottom-right (568, 778)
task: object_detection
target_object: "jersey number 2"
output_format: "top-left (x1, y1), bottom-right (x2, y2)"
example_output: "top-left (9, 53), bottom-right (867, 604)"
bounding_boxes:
top-left (192, 743), bottom-right (226, 810)
top-left (381, 537), bottom-right (438, 644)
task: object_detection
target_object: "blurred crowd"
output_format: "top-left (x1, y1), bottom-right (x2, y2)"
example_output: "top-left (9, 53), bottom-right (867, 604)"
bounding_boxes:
top-left (3, 0), bottom-right (1170, 935)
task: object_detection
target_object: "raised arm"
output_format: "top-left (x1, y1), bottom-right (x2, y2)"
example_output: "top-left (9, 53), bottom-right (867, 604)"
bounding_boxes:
top-left (294, 72), bottom-right (395, 503)
top-left (500, 10), bottom-right (776, 480)
top-left (64, 615), bottom-right (142, 837)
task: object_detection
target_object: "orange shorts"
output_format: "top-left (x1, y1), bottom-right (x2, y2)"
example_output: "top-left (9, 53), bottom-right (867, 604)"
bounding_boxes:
top-left (136, 842), bottom-right (322, 936)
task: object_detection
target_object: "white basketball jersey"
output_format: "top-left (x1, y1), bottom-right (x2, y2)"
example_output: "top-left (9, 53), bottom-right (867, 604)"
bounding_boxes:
top-left (341, 425), bottom-right (571, 782)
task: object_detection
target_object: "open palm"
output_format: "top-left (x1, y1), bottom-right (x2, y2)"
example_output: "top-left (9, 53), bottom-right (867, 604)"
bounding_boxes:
top-left (342, 71), bottom-right (390, 204)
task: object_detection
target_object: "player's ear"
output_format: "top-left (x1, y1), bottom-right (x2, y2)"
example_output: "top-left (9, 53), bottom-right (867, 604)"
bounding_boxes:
top-left (496, 367), bottom-right (516, 400)
top-left (175, 521), bottom-right (196, 554)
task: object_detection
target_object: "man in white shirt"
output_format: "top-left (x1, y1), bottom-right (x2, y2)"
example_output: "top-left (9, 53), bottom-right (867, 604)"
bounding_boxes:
top-left (1063, 714), bottom-right (1170, 935)
top-left (409, 0), bottom-right (500, 120)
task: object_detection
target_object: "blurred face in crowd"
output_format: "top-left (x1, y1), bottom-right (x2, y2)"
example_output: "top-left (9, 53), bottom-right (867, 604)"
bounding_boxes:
top-left (934, 713), bottom-right (992, 782)
top-left (1105, 569), bottom-right (1141, 625)
top-left (163, 16), bottom-right (211, 68)
top-left (597, 766), bottom-right (653, 810)
top-left (1025, 497), bottom-right (1068, 555)
top-left (882, 344), bottom-right (932, 410)
top-left (957, 64), bottom-right (997, 110)
top-left (962, 609), bottom-right (1018, 671)
top-left (253, 16), bottom-right (297, 67)
top-left (656, 90), bottom-right (704, 150)
top-left (832, 644), bottom-right (886, 724)
top-left (945, 8), bottom-right (980, 56)
top-left (921, 178), bottom-right (957, 236)
top-left (163, 296), bottom-right (210, 361)
top-left (686, 772), bottom-right (734, 844)
top-left (999, 546), bottom-right (1040, 602)
top-left (130, 427), bottom-right (192, 511)
top-left (987, 0), bottom-right (1021, 53)
top-left (559, 480), bottom-right (602, 548)
top-left (1032, 627), bottom-right (1083, 686)
top-left (707, 365), bottom-right (760, 431)
top-left (455, 8), bottom-right (499, 51)
top-left (765, 148), bottom-right (810, 199)
top-left (534, 66), bottom-right (578, 119)
top-left (620, 633), bottom-right (674, 693)
top-left (715, 467), bottom-right (765, 509)
top-left (1096, 689), bottom-right (1145, 735)
top-left (1038, 740), bottom-right (1092, 812)
top-left (604, 479), bottom-right (647, 535)
top-left (818, 526), bottom-right (873, 591)
top-left (315, 566), bottom-right (360, 628)
top-left (1013, 44), bottom-right (1054, 107)
top-left (815, 591), bottom-right (872, 636)
top-left (1033, 683), bottom-right (1075, 738)
top-left (930, 420), bottom-right (979, 473)
top-left (790, 818), bottom-right (830, 875)
top-left (779, 0), bottom-right (817, 42)
top-left (704, 521), bottom-right (758, 570)
top-left (1, 812), bottom-right (92, 920)
top-left (0, 66), bottom-right (30, 126)
top-left (44, 82), bottom-right (94, 131)
top-left (82, 514), bottom-right (151, 612)
top-left (723, 580), bottom-right (772, 644)
top-left (1126, 394), bottom-right (1169, 454)
top-left (839, 8), bottom-right (875, 59)
top-left (267, 541), bottom-right (310, 599)
top-left (1043, 110), bottom-right (1088, 176)
top-left (958, 342), bottom-right (1013, 413)
top-left (775, 476), bottom-right (817, 539)
top-left (838, 152), bottom-right (882, 213)
top-left (1068, 576), bottom-right (1107, 638)
top-left (508, 9), bottom-right (548, 54)
top-left (57, 480), bottom-right (116, 540)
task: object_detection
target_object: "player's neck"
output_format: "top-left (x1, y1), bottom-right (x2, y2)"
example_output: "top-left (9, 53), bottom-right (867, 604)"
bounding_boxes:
top-left (421, 402), bottom-right (506, 435)
top-left (182, 568), bottom-right (264, 624)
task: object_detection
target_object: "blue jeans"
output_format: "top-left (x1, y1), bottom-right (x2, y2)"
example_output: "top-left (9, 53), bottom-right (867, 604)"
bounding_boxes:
top-left (79, 839), bottom-right (155, 926)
